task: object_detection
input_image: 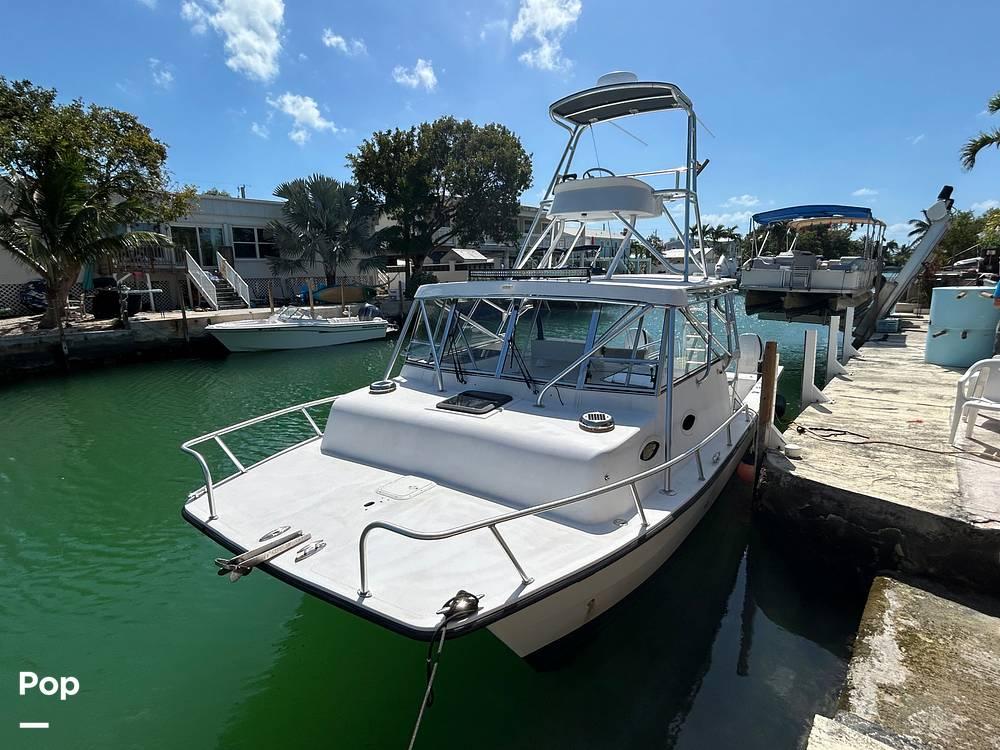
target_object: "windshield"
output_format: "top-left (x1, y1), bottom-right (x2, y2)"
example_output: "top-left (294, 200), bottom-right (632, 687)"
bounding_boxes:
top-left (405, 297), bottom-right (668, 393)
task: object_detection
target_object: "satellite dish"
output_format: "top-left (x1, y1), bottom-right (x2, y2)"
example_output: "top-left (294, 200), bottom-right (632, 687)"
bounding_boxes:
top-left (597, 71), bottom-right (639, 86)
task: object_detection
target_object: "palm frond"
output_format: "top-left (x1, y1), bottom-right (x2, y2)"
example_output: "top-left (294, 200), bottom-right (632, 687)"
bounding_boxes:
top-left (989, 91), bottom-right (1000, 115)
top-left (960, 128), bottom-right (1000, 170)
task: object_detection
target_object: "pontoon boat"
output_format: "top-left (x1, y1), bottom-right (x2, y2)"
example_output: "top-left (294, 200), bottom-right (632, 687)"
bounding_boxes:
top-left (740, 205), bottom-right (886, 320)
top-left (181, 72), bottom-right (764, 656)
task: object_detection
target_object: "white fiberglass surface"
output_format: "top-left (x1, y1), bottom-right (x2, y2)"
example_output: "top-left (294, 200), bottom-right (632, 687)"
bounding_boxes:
top-left (185, 406), bottom-right (753, 632)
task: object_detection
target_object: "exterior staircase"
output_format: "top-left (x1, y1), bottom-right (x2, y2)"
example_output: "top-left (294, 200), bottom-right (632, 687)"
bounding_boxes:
top-left (204, 268), bottom-right (248, 310)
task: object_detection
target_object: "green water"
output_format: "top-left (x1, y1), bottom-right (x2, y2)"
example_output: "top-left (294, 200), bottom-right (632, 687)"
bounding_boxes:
top-left (0, 302), bottom-right (859, 750)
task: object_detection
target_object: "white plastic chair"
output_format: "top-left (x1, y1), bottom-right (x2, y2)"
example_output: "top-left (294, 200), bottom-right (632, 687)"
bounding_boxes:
top-left (949, 357), bottom-right (1000, 446)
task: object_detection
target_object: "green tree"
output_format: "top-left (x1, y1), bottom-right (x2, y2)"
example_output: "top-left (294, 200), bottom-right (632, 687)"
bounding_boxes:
top-left (0, 78), bottom-right (193, 326)
top-left (202, 187), bottom-right (232, 196)
top-left (980, 207), bottom-right (1000, 247)
top-left (961, 91), bottom-right (1000, 170)
top-left (0, 149), bottom-right (169, 327)
top-left (907, 217), bottom-right (930, 242)
top-left (933, 209), bottom-right (983, 264)
top-left (267, 174), bottom-right (381, 286)
top-left (348, 116), bottom-right (532, 292)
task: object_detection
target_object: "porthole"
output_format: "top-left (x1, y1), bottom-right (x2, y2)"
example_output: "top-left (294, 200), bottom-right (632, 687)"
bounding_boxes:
top-left (682, 414), bottom-right (696, 431)
top-left (640, 441), bottom-right (660, 461)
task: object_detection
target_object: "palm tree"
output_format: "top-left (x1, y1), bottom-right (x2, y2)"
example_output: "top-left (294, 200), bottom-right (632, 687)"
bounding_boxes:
top-left (907, 217), bottom-right (930, 241)
top-left (0, 148), bottom-right (168, 328)
top-left (268, 174), bottom-right (382, 287)
top-left (961, 91), bottom-right (1000, 169)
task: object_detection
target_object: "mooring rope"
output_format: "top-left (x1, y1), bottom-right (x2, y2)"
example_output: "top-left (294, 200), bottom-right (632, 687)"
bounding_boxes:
top-left (405, 591), bottom-right (480, 750)
top-left (406, 621), bottom-right (449, 750)
top-left (791, 422), bottom-right (1000, 462)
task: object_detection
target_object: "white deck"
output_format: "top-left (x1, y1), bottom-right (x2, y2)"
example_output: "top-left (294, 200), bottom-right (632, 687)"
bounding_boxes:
top-left (184, 393), bottom-right (755, 635)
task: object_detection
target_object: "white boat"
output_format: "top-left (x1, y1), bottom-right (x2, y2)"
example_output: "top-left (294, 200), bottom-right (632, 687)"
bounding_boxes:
top-left (205, 306), bottom-right (389, 352)
top-left (740, 205), bottom-right (886, 320)
top-left (180, 72), bottom-right (766, 657)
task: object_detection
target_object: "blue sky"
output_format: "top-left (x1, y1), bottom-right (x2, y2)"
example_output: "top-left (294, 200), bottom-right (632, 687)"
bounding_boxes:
top-left (2, 0), bottom-right (999, 243)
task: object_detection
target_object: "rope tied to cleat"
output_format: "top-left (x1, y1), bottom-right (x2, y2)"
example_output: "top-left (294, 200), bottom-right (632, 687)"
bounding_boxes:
top-left (406, 590), bottom-right (481, 750)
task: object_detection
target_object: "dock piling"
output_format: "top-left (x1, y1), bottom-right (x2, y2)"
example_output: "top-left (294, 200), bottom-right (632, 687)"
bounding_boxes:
top-left (841, 306), bottom-right (861, 363)
top-left (826, 315), bottom-right (848, 379)
top-left (801, 329), bottom-right (830, 405)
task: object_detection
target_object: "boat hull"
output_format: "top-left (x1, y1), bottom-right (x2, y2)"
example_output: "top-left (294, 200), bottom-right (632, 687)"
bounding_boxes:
top-left (487, 428), bottom-right (753, 656)
top-left (207, 322), bottom-right (387, 352)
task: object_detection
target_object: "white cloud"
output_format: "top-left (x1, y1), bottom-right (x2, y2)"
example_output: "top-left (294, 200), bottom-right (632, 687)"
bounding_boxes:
top-left (906, 133), bottom-right (926, 145)
top-left (885, 222), bottom-right (914, 243)
top-left (723, 194), bottom-right (759, 208)
top-left (148, 58), bottom-right (174, 89)
top-left (701, 210), bottom-right (754, 227)
top-left (852, 187), bottom-right (878, 197)
top-left (480, 18), bottom-right (509, 41)
top-left (392, 59), bottom-right (437, 91)
top-left (136, 0), bottom-right (157, 8)
top-left (181, 0), bottom-right (284, 83)
top-left (510, 0), bottom-right (582, 72)
top-left (266, 92), bottom-right (339, 145)
top-left (321, 28), bottom-right (366, 56)
top-left (971, 199), bottom-right (1000, 213)
top-left (250, 121), bottom-right (269, 139)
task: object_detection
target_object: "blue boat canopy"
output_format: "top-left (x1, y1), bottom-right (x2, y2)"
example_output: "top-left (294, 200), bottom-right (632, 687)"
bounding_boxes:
top-left (751, 205), bottom-right (873, 226)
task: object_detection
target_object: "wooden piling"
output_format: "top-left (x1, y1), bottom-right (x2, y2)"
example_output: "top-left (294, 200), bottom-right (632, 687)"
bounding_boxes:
top-left (753, 340), bottom-right (779, 495)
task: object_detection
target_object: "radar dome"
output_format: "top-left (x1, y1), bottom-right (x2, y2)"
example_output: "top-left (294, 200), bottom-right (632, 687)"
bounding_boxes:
top-left (597, 71), bottom-right (639, 86)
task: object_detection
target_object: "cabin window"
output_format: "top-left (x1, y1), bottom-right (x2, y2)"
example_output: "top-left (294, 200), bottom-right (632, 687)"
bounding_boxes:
top-left (500, 299), bottom-right (600, 385)
top-left (672, 300), bottom-right (732, 381)
top-left (404, 301), bottom-right (448, 365)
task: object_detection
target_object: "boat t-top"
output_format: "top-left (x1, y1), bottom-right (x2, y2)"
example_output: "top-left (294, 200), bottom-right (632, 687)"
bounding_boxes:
top-left (740, 205), bottom-right (886, 320)
top-left (180, 72), bottom-right (766, 657)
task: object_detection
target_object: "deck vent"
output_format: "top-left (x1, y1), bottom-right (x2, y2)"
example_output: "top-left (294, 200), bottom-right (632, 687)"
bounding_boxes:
top-left (580, 411), bottom-right (615, 433)
top-left (369, 379), bottom-right (397, 394)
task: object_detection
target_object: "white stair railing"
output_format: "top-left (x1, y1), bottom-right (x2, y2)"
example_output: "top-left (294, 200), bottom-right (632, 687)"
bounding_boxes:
top-left (216, 252), bottom-right (251, 307)
top-left (185, 250), bottom-right (218, 310)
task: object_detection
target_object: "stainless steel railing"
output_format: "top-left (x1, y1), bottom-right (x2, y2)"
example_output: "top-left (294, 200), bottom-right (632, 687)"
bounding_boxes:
top-left (357, 402), bottom-right (755, 597)
top-left (181, 396), bottom-right (337, 520)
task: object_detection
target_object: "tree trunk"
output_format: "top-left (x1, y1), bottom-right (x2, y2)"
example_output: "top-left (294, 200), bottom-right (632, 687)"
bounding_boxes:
top-left (39, 274), bottom-right (75, 330)
top-left (325, 267), bottom-right (337, 287)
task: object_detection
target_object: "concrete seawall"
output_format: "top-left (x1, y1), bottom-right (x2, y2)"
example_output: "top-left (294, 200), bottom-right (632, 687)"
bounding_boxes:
top-left (0, 306), bottom-right (357, 381)
top-left (757, 314), bottom-right (1000, 749)
top-left (755, 316), bottom-right (1000, 594)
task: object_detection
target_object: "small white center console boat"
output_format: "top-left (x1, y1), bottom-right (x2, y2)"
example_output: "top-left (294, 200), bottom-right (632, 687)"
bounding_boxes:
top-left (181, 72), bottom-right (764, 657)
top-left (205, 306), bottom-right (389, 352)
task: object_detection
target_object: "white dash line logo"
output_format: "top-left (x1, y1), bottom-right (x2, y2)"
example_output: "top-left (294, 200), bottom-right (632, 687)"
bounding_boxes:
top-left (19, 722), bottom-right (50, 729)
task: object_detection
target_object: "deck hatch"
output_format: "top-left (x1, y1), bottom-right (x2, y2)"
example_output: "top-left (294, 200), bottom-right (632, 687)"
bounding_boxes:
top-left (377, 476), bottom-right (436, 500)
top-left (435, 390), bottom-right (512, 415)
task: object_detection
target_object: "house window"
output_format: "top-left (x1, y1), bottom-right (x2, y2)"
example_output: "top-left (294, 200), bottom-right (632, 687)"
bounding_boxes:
top-left (233, 227), bottom-right (258, 258)
top-left (257, 227), bottom-right (277, 258)
top-left (233, 226), bottom-right (278, 259)
top-left (170, 225), bottom-right (223, 267)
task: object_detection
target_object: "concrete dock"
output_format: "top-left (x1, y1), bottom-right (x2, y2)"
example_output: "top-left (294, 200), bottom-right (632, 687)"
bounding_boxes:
top-left (807, 576), bottom-right (1000, 750)
top-left (757, 314), bottom-right (1000, 749)
top-left (757, 315), bottom-right (1000, 593)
